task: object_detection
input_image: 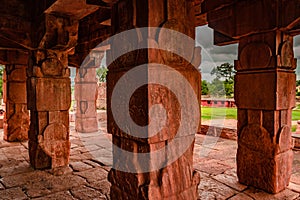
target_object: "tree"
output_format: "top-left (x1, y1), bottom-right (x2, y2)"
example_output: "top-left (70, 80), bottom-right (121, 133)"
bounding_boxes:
top-left (210, 62), bottom-right (235, 82)
top-left (96, 67), bottom-right (108, 82)
top-left (201, 80), bottom-right (209, 95)
top-left (210, 63), bottom-right (235, 97)
top-left (208, 78), bottom-right (225, 96)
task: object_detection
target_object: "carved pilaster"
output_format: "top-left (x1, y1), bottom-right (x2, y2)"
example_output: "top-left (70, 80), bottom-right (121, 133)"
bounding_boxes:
top-left (27, 14), bottom-right (78, 169)
top-left (3, 64), bottom-right (29, 142)
top-left (235, 31), bottom-right (296, 193)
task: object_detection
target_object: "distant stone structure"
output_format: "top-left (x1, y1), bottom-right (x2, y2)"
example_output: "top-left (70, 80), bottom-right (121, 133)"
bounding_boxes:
top-left (201, 98), bottom-right (235, 108)
top-left (97, 82), bottom-right (107, 110)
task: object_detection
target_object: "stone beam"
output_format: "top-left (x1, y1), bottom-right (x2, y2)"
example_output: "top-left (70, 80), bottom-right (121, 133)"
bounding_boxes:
top-left (86, 0), bottom-right (111, 8)
top-left (44, 0), bottom-right (99, 20)
top-left (0, 50), bottom-right (29, 66)
top-left (202, 0), bottom-right (300, 45)
top-left (107, 0), bottom-right (201, 199)
top-left (27, 13), bottom-right (78, 169)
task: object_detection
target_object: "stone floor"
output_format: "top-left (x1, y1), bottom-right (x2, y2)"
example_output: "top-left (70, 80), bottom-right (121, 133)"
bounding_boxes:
top-left (0, 118), bottom-right (299, 199)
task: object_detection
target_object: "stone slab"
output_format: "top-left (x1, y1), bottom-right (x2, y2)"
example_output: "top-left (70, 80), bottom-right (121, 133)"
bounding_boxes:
top-left (8, 82), bottom-right (27, 103)
top-left (70, 161), bottom-right (93, 172)
top-left (244, 187), bottom-right (299, 200)
top-left (235, 72), bottom-right (295, 110)
top-left (0, 187), bottom-right (27, 200)
top-left (28, 78), bottom-right (71, 111)
top-left (74, 83), bottom-right (97, 101)
top-left (71, 185), bottom-right (106, 200)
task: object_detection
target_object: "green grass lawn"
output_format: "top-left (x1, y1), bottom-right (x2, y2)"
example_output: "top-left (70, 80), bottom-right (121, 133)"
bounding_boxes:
top-left (201, 107), bottom-right (237, 120)
top-left (201, 106), bottom-right (300, 121)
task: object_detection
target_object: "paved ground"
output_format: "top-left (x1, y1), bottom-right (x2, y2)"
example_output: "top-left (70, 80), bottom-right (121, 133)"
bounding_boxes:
top-left (0, 118), bottom-right (299, 199)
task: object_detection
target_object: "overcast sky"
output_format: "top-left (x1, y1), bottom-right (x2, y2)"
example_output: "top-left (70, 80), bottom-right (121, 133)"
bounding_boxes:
top-left (196, 25), bottom-right (300, 82)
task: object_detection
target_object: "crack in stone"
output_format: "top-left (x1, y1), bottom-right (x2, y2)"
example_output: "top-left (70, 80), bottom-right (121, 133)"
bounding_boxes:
top-left (90, 159), bottom-right (106, 167)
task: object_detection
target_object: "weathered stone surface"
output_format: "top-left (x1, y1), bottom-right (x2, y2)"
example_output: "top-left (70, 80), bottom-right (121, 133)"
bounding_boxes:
top-left (4, 104), bottom-right (29, 142)
top-left (97, 82), bottom-right (106, 109)
top-left (0, 187), bottom-right (27, 200)
top-left (28, 78), bottom-right (71, 111)
top-left (213, 173), bottom-right (247, 192)
top-left (33, 191), bottom-right (77, 200)
top-left (107, 0), bottom-right (200, 198)
top-left (75, 167), bottom-right (108, 183)
top-left (7, 83), bottom-right (27, 104)
top-left (0, 182), bottom-right (5, 190)
top-left (244, 187), bottom-right (299, 200)
top-left (288, 182), bottom-right (300, 193)
top-left (200, 125), bottom-right (237, 141)
top-left (0, 160), bottom-right (33, 177)
top-left (75, 117), bottom-right (98, 133)
top-left (74, 83), bottom-right (98, 101)
top-left (70, 161), bottom-right (93, 172)
top-left (1, 170), bottom-right (51, 188)
top-left (25, 174), bottom-right (86, 198)
top-left (75, 101), bottom-right (97, 118)
top-left (27, 15), bottom-right (75, 169)
top-left (71, 185), bottom-right (107, 200)
top-left (194, 159), bottom-right (233, 176)
top-left (228, 193), bottom-right (254, 200)
top-left (234, 32), bottom-right (296, 194)
top-left (237, 127), bottom-right (294, 193)
top-left (89, 179), bottom-right (111, 196)
top-left (75, 67), bottom-right (99, 133)
top-left (198, 177), bottom-right (238, 200)
top-left (235, 72), bottom-right (295, 110)
top-left (75, 68), bottom-right (97, 82)
top-left (3, 65), bottom-right (29, 142)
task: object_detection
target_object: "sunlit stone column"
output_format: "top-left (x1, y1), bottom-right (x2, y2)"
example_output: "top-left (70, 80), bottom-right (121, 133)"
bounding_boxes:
top-left (235, 31), bottom-right (296, 193)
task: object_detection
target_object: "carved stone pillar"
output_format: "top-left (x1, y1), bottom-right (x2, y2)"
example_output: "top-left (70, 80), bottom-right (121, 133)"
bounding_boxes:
top-left (75, 51), bottom-right (104, 133)
top-left (27, 14), bottom-right (78, 169)
top-left (3, 64), bottom-right (29, 141)
top-left (107, 0), bottom-right (201, 199)
top-left (235, 31), bottom-right (296, 193)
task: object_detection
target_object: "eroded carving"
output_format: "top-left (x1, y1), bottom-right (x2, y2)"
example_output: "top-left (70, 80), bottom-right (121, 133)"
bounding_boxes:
top-left (239, 43), bottom-right (272, 70)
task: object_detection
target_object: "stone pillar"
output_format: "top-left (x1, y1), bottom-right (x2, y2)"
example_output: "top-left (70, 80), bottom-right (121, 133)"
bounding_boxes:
top-left (3, 64), bottom-right (29, 141)
top-left (75, 52), bottom-right (104, 133)
top-left (235, 31), bottom-right (296, 193)
top-left (107, 0), bottom-right (201, 199)
top-left (27, 14), bottom-right (78, 169)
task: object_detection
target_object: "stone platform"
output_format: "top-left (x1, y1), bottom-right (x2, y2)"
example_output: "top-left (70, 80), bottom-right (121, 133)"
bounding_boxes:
top-left (0, 119), bottom-right (299, 199)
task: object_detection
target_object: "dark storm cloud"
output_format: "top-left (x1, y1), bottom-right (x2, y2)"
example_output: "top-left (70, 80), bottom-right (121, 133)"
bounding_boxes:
top-left (196, 26), bottom-right (300, 80)
top-left (196, 26), bottom-right (237, 65)
top-left (196, 26), bottom-right (213, 49)
top-left (295, 35), bottom-right (300, 59)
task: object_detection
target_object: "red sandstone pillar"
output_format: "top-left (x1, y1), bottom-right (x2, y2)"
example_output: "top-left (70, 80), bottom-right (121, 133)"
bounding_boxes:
top-left (235, 31), bottom-right (296, 193)
top-left (3, 65), bottom-right (29, 141)
top-left (107, 0), bottom-right (201, 199)
top-left (27, 14), bottom-right (78, 169)
top-left (75, 52), bottom-right (104, 133)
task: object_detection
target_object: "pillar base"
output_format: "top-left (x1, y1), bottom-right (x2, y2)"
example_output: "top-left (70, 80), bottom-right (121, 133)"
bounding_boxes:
top-left (75, 117), bottom-right (98, 133)
top-left (237, 146), bottom-right (293, 193)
